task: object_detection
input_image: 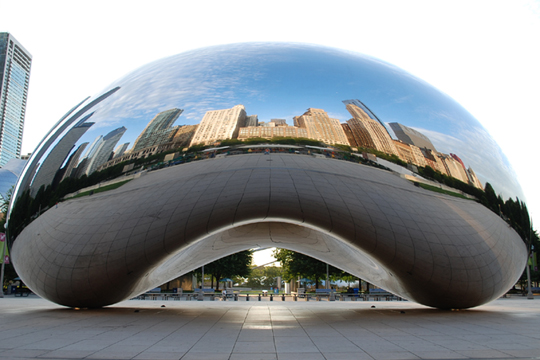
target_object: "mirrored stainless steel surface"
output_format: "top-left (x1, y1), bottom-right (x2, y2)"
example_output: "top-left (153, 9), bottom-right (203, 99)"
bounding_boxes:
top-left (7, 43), bottom-right (527, 308)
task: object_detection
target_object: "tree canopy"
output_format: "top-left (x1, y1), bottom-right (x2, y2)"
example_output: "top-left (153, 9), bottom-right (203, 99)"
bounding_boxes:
top-left (273, 249), bottom-right (344, 289)
top-left (194, 250), bottom-right (253, 290)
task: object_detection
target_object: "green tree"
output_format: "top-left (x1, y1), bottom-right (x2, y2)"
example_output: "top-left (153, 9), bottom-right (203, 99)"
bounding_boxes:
top-left (273, 249), bottom-right (342, 289)
top-left (244, 265), bottom-right (283, 289)
top-left (195, 250), bottom-right (253, 290)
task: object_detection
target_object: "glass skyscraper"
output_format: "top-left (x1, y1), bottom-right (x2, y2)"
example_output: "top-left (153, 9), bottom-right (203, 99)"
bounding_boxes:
top-left (0, 33), bottom-right (32, 167)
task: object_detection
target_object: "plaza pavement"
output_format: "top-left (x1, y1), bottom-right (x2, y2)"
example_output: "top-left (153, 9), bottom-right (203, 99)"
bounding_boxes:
top-left (1, 296), bottom-right (540, 360)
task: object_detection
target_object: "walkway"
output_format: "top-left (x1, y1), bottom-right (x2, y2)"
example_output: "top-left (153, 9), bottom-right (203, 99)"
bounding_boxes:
top-left (1, 296), bottom-right (540, 359)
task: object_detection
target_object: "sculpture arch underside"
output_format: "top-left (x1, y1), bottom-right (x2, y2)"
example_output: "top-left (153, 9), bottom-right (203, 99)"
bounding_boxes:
top-left (11, 154), bottom-right (526, 309)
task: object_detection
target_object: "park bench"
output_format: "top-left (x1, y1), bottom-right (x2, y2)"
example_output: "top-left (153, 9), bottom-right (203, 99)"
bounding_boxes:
top-left (367, 288), bottom-right (398, 301)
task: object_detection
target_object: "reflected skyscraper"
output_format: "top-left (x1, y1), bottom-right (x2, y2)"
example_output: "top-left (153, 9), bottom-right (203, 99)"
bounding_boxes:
top-left (60, 142), bottom-right (88, 182)
top-left (30, 114), bottom-right (94, 195)
top-left (132, 108), bottom-right (183, 152)
top-left (190, 105), bottom-right (247, 146)
top-left (6, 43), bottom-right (528, 310)
top-left (389, 122), bottom-right (437, 152)
top-left (113, 143), bottom-right (129, 159)
top-left (293, 108), bottom-right (348, 145)
top-left (342, 99), bottom-right (386, 130)
top-left (245, 115), bottom-right (258, 127)
top-left (0, 33), bottom-right (32, 167)
top-left (345, 103), bottom-right (399, 156)
top-left (86, 126), bottom-right (127, 175)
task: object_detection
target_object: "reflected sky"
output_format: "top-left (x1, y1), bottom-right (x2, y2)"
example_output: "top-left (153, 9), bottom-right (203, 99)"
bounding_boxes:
top-left (40, 42), bottom-right (523, 200)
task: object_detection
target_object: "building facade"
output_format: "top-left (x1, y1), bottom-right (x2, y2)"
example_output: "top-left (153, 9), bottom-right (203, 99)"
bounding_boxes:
top-left (238, 125), bottom-right (308, 140)
top-left (342, 99), bottom-right (386, 129)
top-left (293, 108), bottom-right (348, 145)
top-left (30, 115), bottom-right (94, 195)
top-left (345, 104), bottom-right (399, 156)
top-left (190, 105), bottom-right (247, 146)
top-left (132, 108), bottom-right (183, 152)
top-left (85, 126), bottom-right (127, 176)
top-left (389, 122), bottom-right (437, 152)
top-left (0, 33), bottom-right (32, 167)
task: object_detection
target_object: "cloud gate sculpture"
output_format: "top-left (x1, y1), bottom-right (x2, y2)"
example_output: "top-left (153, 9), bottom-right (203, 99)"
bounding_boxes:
top-left (7, 43), bottom-right (527, 309)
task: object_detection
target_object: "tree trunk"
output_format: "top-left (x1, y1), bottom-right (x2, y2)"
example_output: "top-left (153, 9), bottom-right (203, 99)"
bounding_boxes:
top-left (215, 274), bottom-right (221, 291)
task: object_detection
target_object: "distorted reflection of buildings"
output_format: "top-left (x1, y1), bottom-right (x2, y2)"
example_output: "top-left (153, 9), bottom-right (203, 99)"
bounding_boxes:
top-left (190, 105), bottom-right (246, 146)
top-left (29, 114), bottom-right (95, 196)
top-left (293, 108), bottom-right (348, 145)
top-left (343, 99), bottom-right (386, 129)
top-left (84, 99), bottom-right (483, 191)
top-left (132, 108), bottom-right (183, 152)
top-left (59, 142), bottom-right (88, 183)
top-left (97, 124), bottom-right (197, 172)
top-left (112, 143), bottom-right (130, 159)
top-left (389, 122), bottom-right (437, 152)
top-left (85, 126), bottom-right (127, 175)
top-left (244, 115), bottom-right (258, 127)
top-left (238, 124), bottom-right (307, 140)
top-left (344, 103), bottom-right (399, 156)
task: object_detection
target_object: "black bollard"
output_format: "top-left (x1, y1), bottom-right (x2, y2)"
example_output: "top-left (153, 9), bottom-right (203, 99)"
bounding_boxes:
top-left (294, 294), bottom-right (297, 301)
top-left (270, 294), bottom-right (273, 301)
top-left (234, 293), bottom-right (238, 301)
top-left (282, 294), bottom-right (285, 301)
top-left (258, 294), bottom-right (261, 301)
top-left (246, 294), bottom-right (250, 301)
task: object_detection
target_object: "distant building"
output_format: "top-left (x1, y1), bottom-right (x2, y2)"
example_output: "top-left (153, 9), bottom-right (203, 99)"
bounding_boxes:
top-left (438, 153), bottom-right (469, 183)
top-left (341, 123), bottom-right (357, 148)
top-left (190, 105), bottom-right (247, 146)
top-left (392, 140), bottom-right (428, 167)
top-left (238, 125), bottom-right (307, 140)
top-left (97, 125), bottom-right (198, 172)
top-left (345, 103), bottom-right (399, 156)
top-left (85, 126), bottom-right (127, 175)
top-left (169, 125), bottom-right (197, 149)
top-left (132, 108), bottom-right (183, 152)
top-left (389, 122), bottom-right (437, 152)
top-left (245, 115), bottom-right (258, 127)
top-left (59, 142), bottom-right (88, 182)
top-left (450, 153), bottom-right (466, 170)
top-left (467, 167), bottom-right (483, 189)
top-left (113, 143), bottom-right (130, 159)
top-left (30, 114), bottom-right (94, 195)
top-left (270, 119), bottom-right (287, 126)
top-left (0, 33), bottom-right (32, 166)
top-left (342, 99), bottom-right (386, 129)
top-left (293, 108), bottom-right (348, 145)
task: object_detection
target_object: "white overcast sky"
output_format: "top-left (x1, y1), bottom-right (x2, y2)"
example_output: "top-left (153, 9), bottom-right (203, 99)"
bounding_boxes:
top-left (2, 0), bottom-right (540, 236)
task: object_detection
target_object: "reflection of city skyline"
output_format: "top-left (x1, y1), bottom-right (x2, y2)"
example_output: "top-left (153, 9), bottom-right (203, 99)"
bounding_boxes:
top-left (53, 97), bottom-right (484, 192)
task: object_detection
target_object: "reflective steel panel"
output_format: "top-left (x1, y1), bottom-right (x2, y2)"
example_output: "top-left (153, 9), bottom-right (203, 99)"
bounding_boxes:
top-left (7, 43), bottom-right (527, 309)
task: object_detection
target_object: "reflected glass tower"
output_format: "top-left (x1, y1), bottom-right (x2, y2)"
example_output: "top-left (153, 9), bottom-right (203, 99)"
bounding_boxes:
top-left (389, 122), bottom-right (437, 152)
top-left (0, 33), bottom-right (32, 167)
top-left (132, 108), bottom-right (183, 151)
